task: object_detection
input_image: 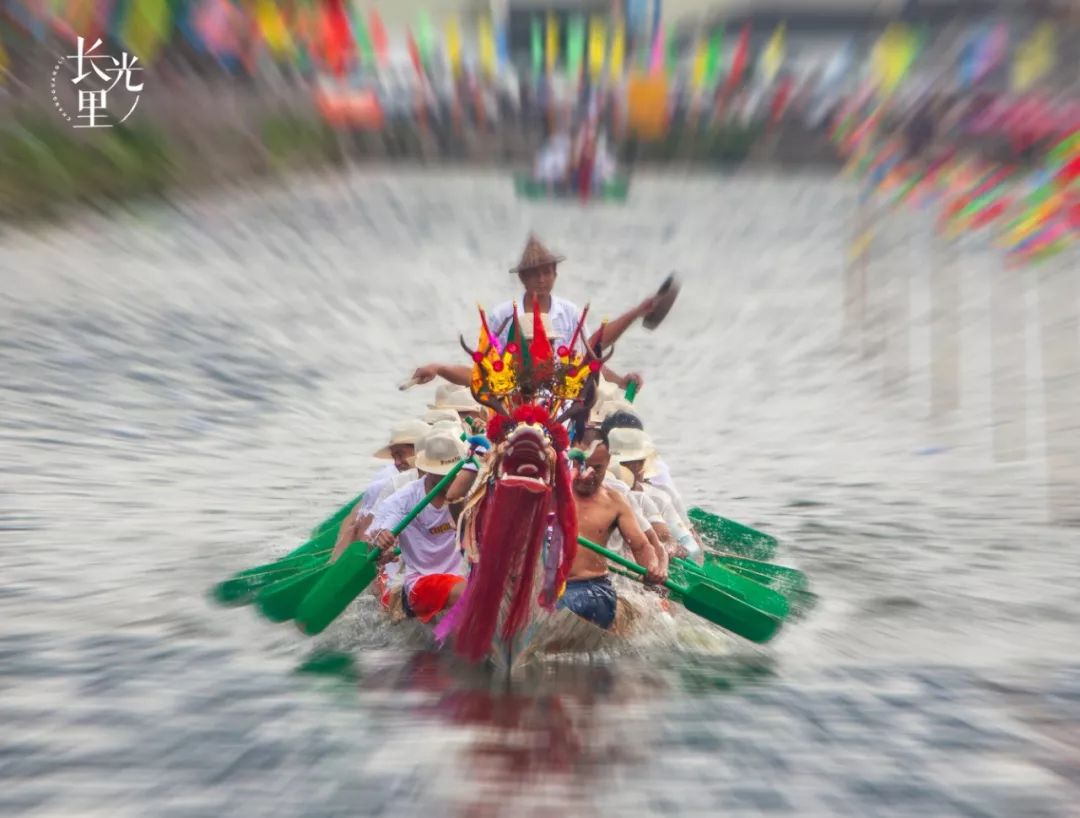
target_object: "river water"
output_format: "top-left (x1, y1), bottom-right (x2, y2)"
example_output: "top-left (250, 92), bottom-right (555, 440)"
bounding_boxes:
top-left (2, 169), bottom-right (1079, 817)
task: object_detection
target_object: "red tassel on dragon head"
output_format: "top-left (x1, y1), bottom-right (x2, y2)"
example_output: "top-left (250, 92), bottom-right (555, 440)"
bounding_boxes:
top-left (435, 299), bottom-right (614, 662)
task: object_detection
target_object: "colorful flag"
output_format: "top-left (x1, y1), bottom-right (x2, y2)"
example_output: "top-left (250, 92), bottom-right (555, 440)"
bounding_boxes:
top-left (479, 15), bottom-right (496, 76)
top-left (369, 7), bottom-right (388, 66)
top-left (960, 22), bottom-right (1008, 87)
top-left (871, 23), bottom-right (919, 94)
top-left (406, 28), bottom-right (423, 78)
top-left (445, 17), bottom-right (462, 75)
top-left (121, 0), bottom-right (172, 64)
top-left (255, 0), bottom-right (293, 58)
top-left (321, 0), bottom-right (354, 77)
top-left (758, 23), bottom-right (785, 83)
top-left (609, 21), bottom-right (625, 81)
top-left (726, 24), bottom-right (750, 91)
top-left (648, 21), bottom-right (664, 76)
top-left (545, 12), bottom-right (558, 74)
top-left (566, 13), bottom-right (585, 78)
top-left (705, 30), bottom-right (722, 86)
top-left (416, 10), bottom-right (435, 67)
top-left (1011, 22), bottom-right (1055, 91)
top-left (588, 16), bottom-right (606, 80)
top-left (691, 36), bottom-right (707, 91)
top-left (530, 15), bottom-right (543, 78)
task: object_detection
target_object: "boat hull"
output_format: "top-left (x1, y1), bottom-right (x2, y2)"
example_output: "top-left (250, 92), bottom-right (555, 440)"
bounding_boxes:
top-left (381, 579), bottom-right (642, 671)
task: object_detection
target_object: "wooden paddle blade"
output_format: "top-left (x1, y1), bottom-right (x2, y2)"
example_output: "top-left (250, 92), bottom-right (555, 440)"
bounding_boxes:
top-left (295, 543), bottom-right (381, 636)
top-left (212, 553), bottom-right (328, 607)
top-left (256, 565), bottom-right (330, 623)
top-left (681, 580), bottom-right (782, 644)
top-left (689, 507), bottom-right (778, 560)
top-left (642, 272), bottom-right (681, 330)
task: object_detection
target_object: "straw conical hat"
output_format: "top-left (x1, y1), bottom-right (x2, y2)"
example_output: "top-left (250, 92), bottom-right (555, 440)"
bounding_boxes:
top-left (510, 234), bottom-right (565, 274)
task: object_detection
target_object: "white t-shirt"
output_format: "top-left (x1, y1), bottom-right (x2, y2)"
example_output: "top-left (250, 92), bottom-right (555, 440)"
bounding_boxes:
top-left (646, 461), bottom-right (690, 527)
top-left (641, 483), bottom-right (699, 556)
top-left (487, 294), bottom-right (591, 354)
top-left (372, 478), bottom-right (465, 591)
top-left (357, 468), bottom-right (420, 517)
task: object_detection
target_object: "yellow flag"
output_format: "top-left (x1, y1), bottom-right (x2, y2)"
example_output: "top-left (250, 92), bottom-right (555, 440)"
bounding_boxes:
top-left (609, 22), bottom-right (625, 81)
top-left (122, 0), bottom-right (172, 65)
top-left (545, 12), bottom-right (558, 74)
top-left (479, 16), bottom-right (496, 76)
top-left (691, 36), bottom-right (707, 91)
top-left (872, 23), bottom-right (917, 94)
top-left (588, 17), bottom-right (606, 80)
top-left (446, 17), bottom-right (463, 75)
top-left (256, 0), bottom-right (293, 58)
top-left (1011, 23), bottom-right (1055, 91)
top-left (758, 23), bottom-right (785, 84)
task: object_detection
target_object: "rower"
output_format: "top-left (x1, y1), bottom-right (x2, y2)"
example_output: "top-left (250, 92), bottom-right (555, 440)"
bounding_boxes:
top-left (346, 418), bottom-right (430, 530)
top-left (559, 441), bottom-right (666, 630)
top-left (369, 431), bottom-right (469, 623)
top-left (607, 427), bottom-right (699, 561)
top-left (408, 233), bottom-right (657, 393)
top-left (600, 410), bottom-right (692, 530)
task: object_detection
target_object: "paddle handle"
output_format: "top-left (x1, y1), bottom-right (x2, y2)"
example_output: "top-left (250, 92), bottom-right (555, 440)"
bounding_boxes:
top-left (623, 381), bottom-right (638, 403)
top-left (577, 535), bottom-right (687, 595)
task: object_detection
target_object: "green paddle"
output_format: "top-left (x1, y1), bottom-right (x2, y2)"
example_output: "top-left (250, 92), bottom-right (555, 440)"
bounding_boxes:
top-left (295, 457), bottom-right (475, 635)
top-left (211, 507), bottom-right (356, 606)
top-left (257, 564), bottom-right (333, 622)
top-left (576, 536), bottom-right (781, 644)
top-left (669, 556), bottom-right (789, 620)
top-left (688, 507), bottom-right (778, 560)
top-left (703, 553), bottom-right (808, 593)
top-left (213, 551), bottom-right (332, 606)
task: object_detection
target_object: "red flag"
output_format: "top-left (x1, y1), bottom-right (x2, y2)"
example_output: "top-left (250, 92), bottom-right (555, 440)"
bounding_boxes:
top-left (321, 0), bottom-right (353, 77)
top-left (369, 7), bottom-right (388, 66)
top-left (769, 75), bottom-right (794, 125)
top-left (727, 24), bottom-right (750, 91)
top-left (406, 28), bottom-right (423, 78)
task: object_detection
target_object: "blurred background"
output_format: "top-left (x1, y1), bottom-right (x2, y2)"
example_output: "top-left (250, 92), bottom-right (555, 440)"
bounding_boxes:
top-left (1, 1), bottom-right (1079, 816)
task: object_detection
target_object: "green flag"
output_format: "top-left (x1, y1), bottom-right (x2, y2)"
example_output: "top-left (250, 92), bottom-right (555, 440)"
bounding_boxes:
top-left (530, 15), bottom-right (543, 78)
top-left (417, 10), bottom-right (435, 66)
top-left (665, 28), bottom-right (678, 75)
top-left (705, 30), bottom-right (723, 85)
top-left (566, 14), bottom-right (585, 77)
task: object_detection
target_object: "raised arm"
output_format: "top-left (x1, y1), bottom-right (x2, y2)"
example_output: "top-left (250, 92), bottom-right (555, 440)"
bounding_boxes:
top-left (411, 363), bottom-right (473, 387)
top-left (613, 492), bottom-right (667, 585)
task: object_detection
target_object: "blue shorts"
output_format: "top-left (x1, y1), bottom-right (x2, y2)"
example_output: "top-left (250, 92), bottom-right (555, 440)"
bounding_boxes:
top-left (557, 575), bottom-right (617, 630)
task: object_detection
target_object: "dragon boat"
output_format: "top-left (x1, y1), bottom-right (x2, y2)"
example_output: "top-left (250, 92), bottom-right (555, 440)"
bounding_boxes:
top-left (513, 173), bottom-right (631, 202)
top-left (213, 299), bottom-right (808, 671)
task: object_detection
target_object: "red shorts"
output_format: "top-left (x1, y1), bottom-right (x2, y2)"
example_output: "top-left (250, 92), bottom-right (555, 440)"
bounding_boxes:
top-left (407, 574), bottom-right (465, 623)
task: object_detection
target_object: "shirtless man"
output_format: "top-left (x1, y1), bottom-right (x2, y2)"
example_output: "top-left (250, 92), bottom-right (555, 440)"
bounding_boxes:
top-left (559, 442), bottom-right (667, 630)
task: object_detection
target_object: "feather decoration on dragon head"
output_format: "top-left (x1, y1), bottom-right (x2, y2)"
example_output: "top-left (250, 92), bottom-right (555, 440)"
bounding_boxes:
top-left (436, 300), bottom-right (614, 662)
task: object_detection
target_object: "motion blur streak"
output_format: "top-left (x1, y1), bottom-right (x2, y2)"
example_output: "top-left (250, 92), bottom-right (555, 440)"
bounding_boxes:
top-left (2, 0), bottom-right (1080, 816)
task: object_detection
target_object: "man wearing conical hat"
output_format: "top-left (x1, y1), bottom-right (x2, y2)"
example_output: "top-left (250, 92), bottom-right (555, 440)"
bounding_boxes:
top-left (410, 233), bottom-right (658, 391)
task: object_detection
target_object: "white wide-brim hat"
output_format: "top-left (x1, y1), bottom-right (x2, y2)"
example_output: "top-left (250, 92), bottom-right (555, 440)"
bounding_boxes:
top-left (423, 407), bottom-right (463, 425)
top-left (373, 419), bottom-right (431, 459)
top-left (428, 383), bottom-right (485, 413)
top-left (428, 419), bottom-right (466, 438)
top-left (607, 427), bottom-right (652, 464)
top-left (415, 432), bottom-right (467, 476)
